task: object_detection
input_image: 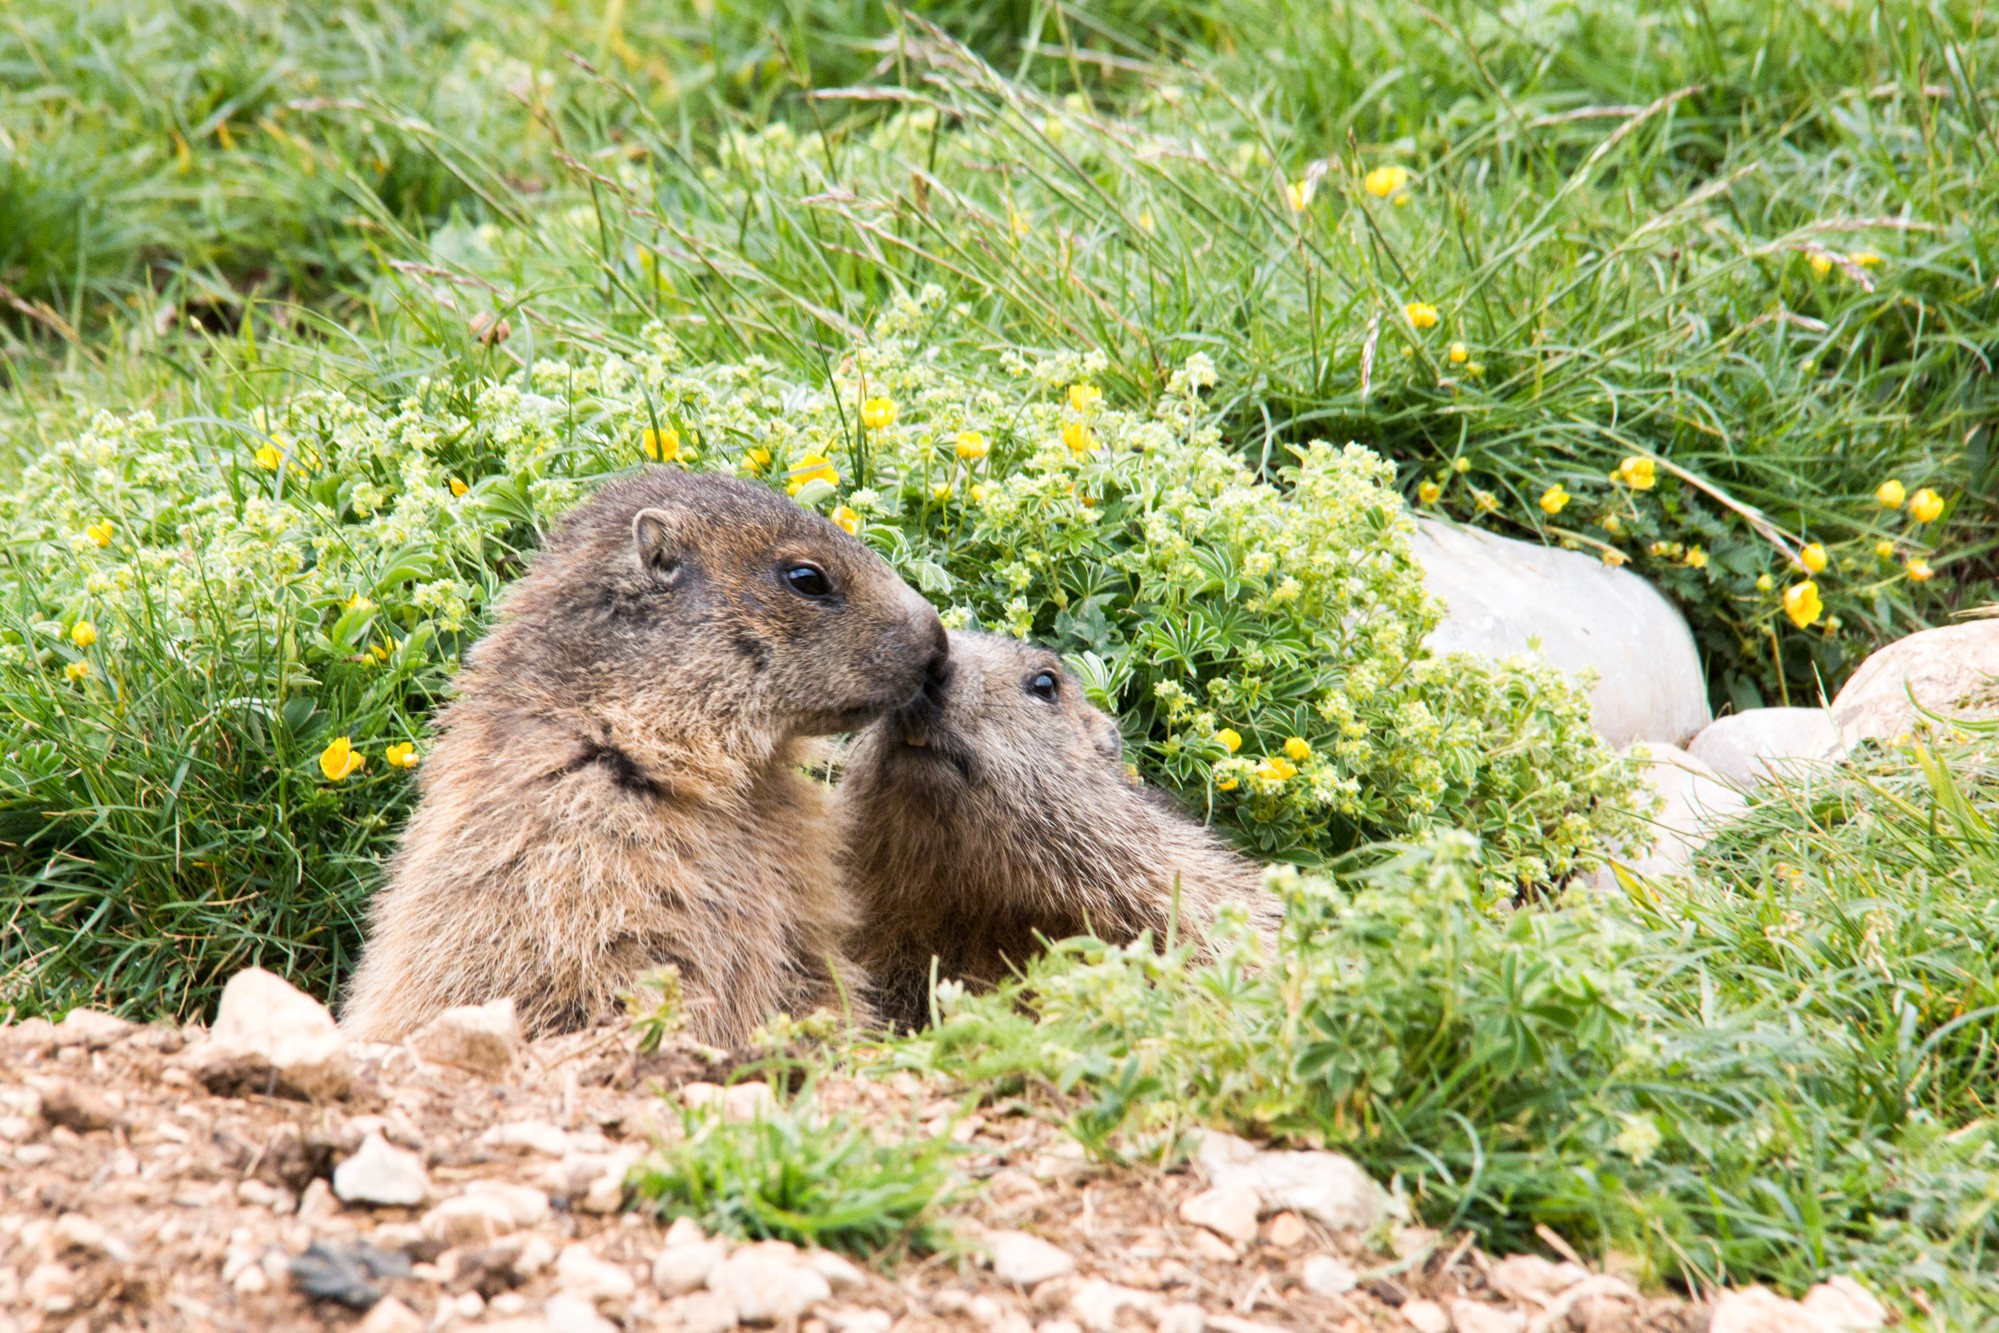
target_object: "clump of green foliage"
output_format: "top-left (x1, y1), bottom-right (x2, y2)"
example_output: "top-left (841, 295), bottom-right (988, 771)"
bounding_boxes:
top-left (889, 730), bottom-right (1999, 1315)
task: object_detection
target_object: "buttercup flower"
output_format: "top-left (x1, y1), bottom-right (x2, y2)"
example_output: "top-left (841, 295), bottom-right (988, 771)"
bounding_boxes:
top-left (1539, 484), bottom-right (1570, 515)
top-left (448, 478), bottom-right (469, 497)
top-left (743, 447), bottom-right (772, 473)
top-left (1799, 543), bottom-right (1828, 574)
top-left (1906, 557), bottom-right (1935, 582)
top-left (319, 737), bottom-right (365, 782)
top-left (831, 505), bottom-right (861, 535)
top-left (1404, 302), bottom-right (1440, 330)
top-left (1216, 775), bottom-right (1238, 791)
top-left (255, 444), bottom-right (282, 470)
top-left (1783, 581), bottom-right (1823, 629)
top-left (1616, 456), bottom-right (1657, 490)
top-left (83, 520), bottom-right (115, 548)
top-left (642, 426), bottom-right (680, 462)
top-left (70, 621), bottom-right (97, 649)
top-left (954, 431), bottom-right (988, 461)
top-left (1284, 736), bottom-right (1312, 761)
top-left (860, 397), bottom-right (897, 430)
top-left (969, 483), bottom-right (987, 503)
top-left (1067, 384), bottom-right (1103, 413)
top-left (1874, 540), bottom-right (1895, 559)
top-left (931, 482), bottom-right (953, 501)
top-left (1685, 547), bottom-right (1708, 570)
top-left (1061, 421), bottom-right (1093, 455)
top-left (1876, 479), bottom-right (1905, 509)
top-left (1215, 728), bottom-right (1242, 753)
top-left (64, 660), bottom-right (90, 683)
top-left (384, 742), bottom-right (420, 770)
top-left (787, 454), bottom-right (838, 494)
top-left (1284, 179), bottom-right (1315, 212)
top-left (1808, 251), bottom-right (1833, 278)
top-left (1850, 250), bottom-right (1882, 267)
top-left (1256, 756), bottom-right (1298, 783)
top-left (1448, 341), bottom-right (1468, 365)
top-left (1418, 480), bottom-right (1443, 505)
top-left (1908, 488), bottom-right (1944, 522)
top-left (1363, 165), bottom-right (1410, 199)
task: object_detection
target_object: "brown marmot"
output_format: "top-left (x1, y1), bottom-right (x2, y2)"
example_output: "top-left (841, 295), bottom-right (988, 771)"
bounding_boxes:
top-left (838, 630), bottom-right (1277, 1029)
top-left (341, 469), bottom-right (948, 1045)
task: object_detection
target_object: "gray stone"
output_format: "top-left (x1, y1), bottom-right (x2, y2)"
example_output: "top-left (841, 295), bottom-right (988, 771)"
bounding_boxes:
top-left (288, 1240), bottom-right (410, 1310)
top-left (333, 1133), bottom-right (431, 1208)
top-left (1831, 621), bottom-right (1999, 745)
top-left (182, 967), bottom-right (353, 1101)
top-left (1688, 709), bottom-right (1846, 785)
top-left (1409, 518), bottom-right (1709, 746)
top-left (409, 999), bottom-right (520, 1078)
top-left (988, 1231), bottom-right (1077, 1286)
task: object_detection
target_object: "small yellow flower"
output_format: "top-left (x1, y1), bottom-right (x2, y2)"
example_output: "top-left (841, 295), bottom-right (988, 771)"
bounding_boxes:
top-left (1601, 549), bottom-right (1629, 568)
top-left (1602, 513), bottom-right (1624, 535)
top-left (384, 742), bottom-right (420, 770)
top-left (954, 431), bottom-right (989, 461)
top-left (1539, 484), bottom-right (1570, 515)
top-left (969, 483), bottom-right (988, 503)
top-left (860, 397), bottom-right (897, 430)
top-left (83, 520), bottom-right (115, 548)
top-left (831, 505), bottom-right (861, 535)
top-left (1473, 489), bottom-right (1499, 513)
top-left (743, 447), bottom-right (772, 473)
top-left (1782, 581), bottom-right (1823, 629)
top-left (70, 621), bottom-right (97, 649)
top-left (1755, 572), bottom-right (1775, 592)
top-left (1808, 251), bottom-right (1833, 278)
top-left (319, 736), bottom-right (365, 782)
top-left (1850, 249), bottom-right (1882, 267)
top-left (1874, 540), bottom-right (1895, 559)
top-left (1417, 480), bottom-right (1443, 505)
top-left (642, 426), bottom-right (681, 462)
top-left (1061, 421), bottom-right (1094, 455)
top-left (931, 482), bottom-right (953, 501)
top-left (1363, 165), bottom-right (1410, 199)
top-left (1283, 736), bottom-right (1312, 762)
top-left (1404, 302), bottom-right (1440, 330)
top-left (448, 478), bottom-right (469, 498)
top-left (1216, 775), bottom-right (1239, 792)
top-left (1284, 179), bottom-right (1315, 212)
top-left (254, 444), bottom-right (283, 470)
top-left (370, 643), bottom-right (390, 663)
top-left (1215, 728), bottom-right (1243, 753)
top-left (1009, 208), bottom-right (1031, 239)
top-left (1875, 479), bottom-right (1905, 509)
top-left (1066, 384), bottom-right (1103, 413)
top-left (1908, 488), bottom-right (1944, 523)
top-left (1255, 756), bottom-right (1298, 783)
top-left (1906, 557), bottom-right (1935, 582)
top-left (1616, 456), bottom-right (1657, 490)
top-left (786, 453), bottom-right (838, 494)
top-left (1447, 341), bottom-right (1468, 365)
top-left (1799, 543), bottom-right (1828, 574)
top-left (1685, 547), bottom-right (1709, 570)
top-left (1452, 457), bottom-right (1472, 474)
top-left (64, 660), bottom-right (91, 683)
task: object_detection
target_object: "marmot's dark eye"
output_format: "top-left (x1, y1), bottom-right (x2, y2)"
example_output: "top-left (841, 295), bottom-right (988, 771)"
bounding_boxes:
top-left (784, 563), bottom-right (833, 599)
top-left (1027, 670), bottom-right (1060, 702)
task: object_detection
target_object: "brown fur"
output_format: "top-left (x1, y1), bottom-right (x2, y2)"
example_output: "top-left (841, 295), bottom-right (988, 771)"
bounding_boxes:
top-left (342, 470), bottom-right (947, 1045)
top-left (838, 631), bottom-right (1276, 1029)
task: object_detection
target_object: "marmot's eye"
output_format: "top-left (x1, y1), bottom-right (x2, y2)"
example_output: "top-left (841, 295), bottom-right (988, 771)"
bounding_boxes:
top-left (783, 563), bottom-right (833, 599)
top-left (1027, 670), bottom-right (1060, 702)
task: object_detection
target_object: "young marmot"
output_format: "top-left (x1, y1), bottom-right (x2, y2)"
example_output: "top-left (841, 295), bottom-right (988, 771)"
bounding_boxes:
top-left (838, 631), bottom-right (1277, 1029)
top-left (341, 470), bottom-right (948, 1045)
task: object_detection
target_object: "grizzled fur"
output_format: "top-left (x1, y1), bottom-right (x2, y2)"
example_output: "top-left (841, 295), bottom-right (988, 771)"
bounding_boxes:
top-left (839, 631), bottom-right (1276, 1030)
top-left (342, 470), bottom-right (947, 1045)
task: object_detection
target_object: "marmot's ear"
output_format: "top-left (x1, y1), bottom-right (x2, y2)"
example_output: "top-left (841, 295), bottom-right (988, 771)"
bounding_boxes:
top-left (632, 507), bottom-right (690, 585)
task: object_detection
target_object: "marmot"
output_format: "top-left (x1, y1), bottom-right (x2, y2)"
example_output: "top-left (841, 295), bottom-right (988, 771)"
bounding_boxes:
top-left (341, 469), bottom-right (948, 1045)
top-left (838, 631), bottom-right (1277, 1029)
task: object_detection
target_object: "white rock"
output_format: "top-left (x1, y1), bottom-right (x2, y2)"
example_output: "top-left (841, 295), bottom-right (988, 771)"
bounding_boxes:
top-left (409, 999), bottom-right (520, 1079)
top-left (1831, 621), bottom-right (1999, 746)
top-left (464, 1180), bottom-right (551, 1228)
top-left (480, 1120), bottom-right (572, 1157)
top-left (296, 1178), bottom-right (337, 1223)
top-left (724, 1082), bottom-right (777, 1122)
top-left (1688, 709), bottom-right (1847, 785)
top-left (1483, 1255), bottom-right (1587, 1305)
top-left (544, 1292), bottom-right (620, 1333)
top-left (806, 1250), bottom-right (867, 1292)
top-left (24, 1261), bottom-right (77, 1313)
top-left (1300, 1255), bottom-right (1357, 1295)
top-left (653, 1239), bottom-right (728, 1296)
top-left (1177, 1187), bottom-right (1259, 1244)
top-left (358, 1296), bottom-right (426, 1333)
top-left (554, 1244), bottom-right (637, 1307)
top-left (988, 1230), bottom-right (1077, 1286)
top-left (1449, 1301), bottom-right (1525, 1333)
top-left (709, 1240), bottom-right (831, 1323)
top-left (332, 1132), bottom-right (430, 1208)
top-left (52, 1213), bottom-right (134, 1264)
top-left (669, 1290), bottom-right (744, 1333)
top-left (1195, 1136), bottom-right (1384, 1232)
top-left (420, 1194), bottom-right (519, 1247)
top-left (824, 1309), bottom-right (893, 1333)
top-left (1067, 1278), bottom-right (1157, 1332)
top-left (1708, 1286), bottom-right (1827, 1333)
top-left (1189, 1230), bottom-right (1238, 1264)
top-left (184, 967), bottom-right (353, 1101)
top-left (1409, 518), bottom-right (1709, 746)
top-left (52, 1009), bottom-right (132, 1049)
top-left (1611, 743), bottom-right (1751, 878)
top-left (1400, 1299), bottom-right (1452, 1333)
top-left (1800, 1276), bottom-right (1887, 1331)
top-left (1157, 1303), bottom-right (1206, 1333)
top-left (214, 967), bottom-right (337, 1045)
top-left (663, 1216), bottom-right (707, 1248)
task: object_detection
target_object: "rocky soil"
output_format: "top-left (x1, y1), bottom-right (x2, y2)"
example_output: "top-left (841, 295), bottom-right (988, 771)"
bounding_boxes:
top-left (0, 974), bottom-right (1890, 1333)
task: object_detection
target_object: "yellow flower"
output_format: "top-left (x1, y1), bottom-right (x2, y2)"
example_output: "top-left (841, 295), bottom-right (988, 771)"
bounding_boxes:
top-left (743, 447), bottom-right (772, 473)
top-left (384, 742), bottom-right (420, 770)
top-left (1363, 165), bottom-right (1410, 199)
top-left (370, 643), bottom-right (389, 663)
top-left (1601, 549), bottom-right (1629, 568)
top-left (642, 426), bottom-right (681, 462)
top-left (1452, 457), bottom-right (1472, 474)
top-left (786, 453), bottom-right (838, 494)
top-left (931, 482), bottom-right (953, 501)
top-left (64, 660), bottom-right (90, 683)
top-left (831, 505), bottom-right (861, 535)
top-left (1473, 489), bottom-right (1499, 513)
top-left (1755, 572), bottom-right (1775, 592)
top-left (254, 444), bottom-right (282, 470)
top-left (1404, 302), bottom-right (1440, 330)
top-left (70, 621), bottom-right (97, 649)
top-left (1417, 480), bottom-right (1443, 505)
top-left (1061, 421), bottom-right (1093, 455)
top-left (1284, 179), bottom-right (1315, 212)
top-left (969, 483), bottom-right (988, 503)
top-left (1782, 581), bottom-right (1823, 629)
top-left (83, 520), bottom-right (115, 548)
top-left (1809, 251), bottom-right (1833, 278)
top-left (1908, 487), bottom-right (1944, 523)
top-left (318, 736), bottom-right (365, 782)
top-left (1850, 249), bottom-right (1882, 267)
top-left (1009, 208), bottom-right (1031, 239)
top-left (1215, 728), bottom-right (1243, 753)
top-left (1066, 384), bottom-right (1103, 413)
top-left (448, 478), bottom-right (469, 497)
top-left (860, 397), bottom-right (897, 430)
top-left (1685, 547), bottom-right (1708, 570)
top-left (1255, 756), bottom-right (1298, 783)
top-left (954, 431), bottom-right (988, 461)
top-left (1875, 479), bottom-right (1905, 509)
top-left (1616, 456), bottom-right (1657, 490)
top-left (1906, 557), bottom-right (1935, 582)
top-left (1874, 540), bottom-right (1895, 559)
top-left (1447, 341), bottom-right (1468, 365)
top-left (1216, 775), bottom-right (1239, 792)
top-left (1799, 543), bottom-right (1828, 574)
top-left (1539, 484), bottom-right (1570, 515)
top-left (1283, 736), bottom-right (1312, 761)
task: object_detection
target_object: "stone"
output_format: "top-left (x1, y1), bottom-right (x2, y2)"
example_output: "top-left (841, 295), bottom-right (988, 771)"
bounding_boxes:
top-left (1800, 1276), bottom-right (1887, 1331)
top-left (1831, 621), bottom-right (1999, 745)
top-left (545, 1292), bottom-right (621, 1333)
top-left (1484, 1255), bottom-right (1588, 1305)
top-left (37, 1081), bottom-right (119, 1134)
top-left (1610, 743), bottom-right (1751, 878)
top-left (481, 1120), bottom-right (573, 1157)
top-left (1265, 1213), bottom-right (1308, 1248)
top-left (653, 1238), bottom-right (729, 1296)
top-left (464, 1180), bottom-right (552, 1228)
top-left (1188, 1231), bottom-right (1238, 1263)
top-left (53, 1009), bottom-right (132, 1049)
top-left (409, 999), bottom-right (520, 1079)
top-left (725, 1081), bottom-right (778, 1121)
top-left (1157, 1303), bottom-right (1206, 1333)
top-left (989, 1231), bottom-right (1078, 1286)
top-left (420, 1194), bottom-right (520, 1248)
top-left (52, 1213), bottom-right (134, 1264)
top-left (296, 1178), bottom-right (338, 1223)
top-left (1409, 518), bottom-right (1709, 746)
top-left (710, 1240), bottom-right (832, 1323)
top-left (1401, 1299), bottom-right (1452, 1333)
top-left (1177, 1187), bottom-right (1259, 1244)
top-left (289, 1240), bottom-right (410, 1310)
top-left (670, 1290), bottom-right (745, 1333)
top-left (1449, 1301), bottom-right (1525, 1333)
top-left (806, 1250), bottom-right (867, 1293)
top-left (358, 1296), bottom-right (425, 1333)
top-left (1193, 1132), bottom-right (1383, 1232)
top-left (825, 1310), bottom-right (893, 1333)
top-left (24, 1262), bottom-right (77, 1314)
top-left (333, 1133), bottom-right (431, 1208)
top-left (1688, 709), bottom-right (1846, 785)
top-left (1300, 1255), bottom-right (1357, 1296)
top-left (1708, 1286), bottom-right (1829, 1333)
top-left (664, 1216), bottom-right (707, 1248)
top-left (1067, 1278), bottom-right (1157, 1332)
top-left (182, 967), bottom-right (353, 1101)
top-left (554, 1244), bottom-right (637, 1307)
